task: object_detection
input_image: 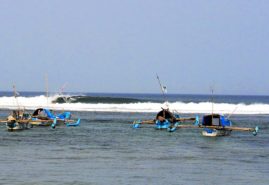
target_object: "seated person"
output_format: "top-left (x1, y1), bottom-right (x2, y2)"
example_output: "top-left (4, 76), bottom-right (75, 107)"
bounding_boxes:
top-left (7, 110), bottom-right (17, 124)
top-left (156, 108), bottom-right (177, 123)
top-left (32, 108), bottom-right (49, 120)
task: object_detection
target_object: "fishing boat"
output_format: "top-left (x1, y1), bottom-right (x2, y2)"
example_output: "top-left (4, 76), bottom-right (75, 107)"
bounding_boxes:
top-left (197, 88), bottom-right (233, 136)
top-left (133, 108), bottom-right (197, 132)
top-left (30, 108), bottom-right (80, 128)
top-left (183, 88), bottom-right (259, 137)
top-left (5, 110), bottom-right (32, 131)
top-left (201, 114), bottom-right (232, 136)
top-left (177, 113), bottom-right (259, 137)
top-left (155, 109), bottom-right (180, 130)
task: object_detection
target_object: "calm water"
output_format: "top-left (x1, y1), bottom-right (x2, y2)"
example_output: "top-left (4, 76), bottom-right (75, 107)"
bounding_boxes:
top-left (0, 110), bottom-right (268, 185)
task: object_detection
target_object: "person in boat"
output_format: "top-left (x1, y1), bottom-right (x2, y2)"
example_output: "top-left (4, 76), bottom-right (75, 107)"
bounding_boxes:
top-left (155, 108), bottom-right (177, 123)
top-left (32, 108), bottom-right (49, 120)
top-left (7, 111), bottom-right (17, 124)
top-left (17, 110), bottom-right (24, 119)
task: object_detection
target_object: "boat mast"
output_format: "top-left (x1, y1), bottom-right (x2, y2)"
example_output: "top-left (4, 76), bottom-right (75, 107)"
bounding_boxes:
top-left (211, 87), bottom-right (214, 124)
top-left (45, 73), bottom-right (49, 106)
top-left (13, 84), bottom-right (20, 110)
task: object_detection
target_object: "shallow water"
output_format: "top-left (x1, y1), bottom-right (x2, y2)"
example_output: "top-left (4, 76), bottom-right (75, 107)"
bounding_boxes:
top-left (0, 111), bottom-right (268, 185)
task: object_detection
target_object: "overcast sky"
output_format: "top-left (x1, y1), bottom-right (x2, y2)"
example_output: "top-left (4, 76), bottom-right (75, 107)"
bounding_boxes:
top-left (0, 0), bottom-right (268, 95)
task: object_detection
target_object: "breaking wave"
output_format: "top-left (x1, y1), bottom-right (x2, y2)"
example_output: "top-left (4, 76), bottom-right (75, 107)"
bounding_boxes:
top-left (52, 95), bottom-right (146, 104)
top-left (0, 94), bottom-right (269, 114)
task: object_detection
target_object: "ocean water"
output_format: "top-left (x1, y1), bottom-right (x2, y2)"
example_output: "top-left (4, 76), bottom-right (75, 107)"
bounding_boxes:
top-left (0, 92), bottom-right (268, 185)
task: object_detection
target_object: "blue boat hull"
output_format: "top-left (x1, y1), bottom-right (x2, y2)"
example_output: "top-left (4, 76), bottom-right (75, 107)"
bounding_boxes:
top-left (155, 119), bottom-right (171, 129)
top-left (155, 120), bottom-right (180, 132)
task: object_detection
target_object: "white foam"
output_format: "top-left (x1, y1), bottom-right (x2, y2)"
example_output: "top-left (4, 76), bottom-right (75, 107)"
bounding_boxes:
top-left (0, 96), bottom-right (269, 114)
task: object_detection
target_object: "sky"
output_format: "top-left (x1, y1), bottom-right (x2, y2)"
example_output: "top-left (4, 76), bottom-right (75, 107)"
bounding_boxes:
top-left (0, 0), bottom-right (269, 95)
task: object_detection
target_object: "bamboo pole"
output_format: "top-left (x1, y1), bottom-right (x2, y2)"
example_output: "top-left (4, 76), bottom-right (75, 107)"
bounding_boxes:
top-left (0, 119), bottom-right (76, 124)
top-left (134, 117), bottom-right (196, 125)
top-left (177, 124), bottom-right (257, 132)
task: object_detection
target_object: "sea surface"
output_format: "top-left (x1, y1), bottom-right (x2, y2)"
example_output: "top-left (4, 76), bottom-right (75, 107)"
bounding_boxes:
top-left (0, 92), bottom-right (268, 185)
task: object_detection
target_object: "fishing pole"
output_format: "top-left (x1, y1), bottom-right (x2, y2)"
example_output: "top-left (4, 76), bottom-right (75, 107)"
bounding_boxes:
top-left (156, 74), bottom-right (168, 106)
top-left (227, 106), bottom-right (238, 119)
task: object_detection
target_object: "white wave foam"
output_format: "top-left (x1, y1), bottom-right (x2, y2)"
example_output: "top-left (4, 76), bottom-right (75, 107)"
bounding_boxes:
top-left (0, 96), bottom-right (269, 114)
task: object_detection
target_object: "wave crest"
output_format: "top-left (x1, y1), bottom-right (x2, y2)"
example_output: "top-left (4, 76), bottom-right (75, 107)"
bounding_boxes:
top-left (0, 95), bottom-right (268, 114)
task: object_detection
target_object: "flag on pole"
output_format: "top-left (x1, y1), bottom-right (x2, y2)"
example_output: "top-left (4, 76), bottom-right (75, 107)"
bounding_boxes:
top-left (162, 85), bottom-right (167, 94)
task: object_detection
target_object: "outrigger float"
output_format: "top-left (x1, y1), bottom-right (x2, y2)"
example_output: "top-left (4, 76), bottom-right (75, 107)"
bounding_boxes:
top-left (1, 108), bottom-right (80, 131)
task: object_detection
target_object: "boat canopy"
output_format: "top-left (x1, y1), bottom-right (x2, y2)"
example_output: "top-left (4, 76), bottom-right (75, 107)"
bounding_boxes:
top-left (202, 114), bottom-right (231, 127)
top-left (32, 108), bottom-right (43, 116)
top-left (32, 108), bottom-right (71, 120)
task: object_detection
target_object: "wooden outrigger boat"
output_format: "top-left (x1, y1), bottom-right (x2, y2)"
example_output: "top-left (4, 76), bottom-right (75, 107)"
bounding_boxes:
top-left (133, 111), bottom-right (258, 137)
top-left (30, 108), bottom-right (80, 128)
top-left (2, 110), bottom-right (32, 131)
top-left (133, 108), bottom-right (198, 132)
top-left (0, 85), bottom-right (80, 131)
top-left (133, 75), bottom-right (197, 131)
top-left (30, 77), bottom-right (80, 128)
top-left (133, 75), bottom-right (199, 131)
top-left (175, 88), bottom-right (259, 137)
top-left (0, 86), bottom-right (33, 131)
top-left (0, 108), bottom-right (80, 131)
top-left (202, 114), bottom-right (232, 136)
top-left (177, 114), bottom-right (259, 137)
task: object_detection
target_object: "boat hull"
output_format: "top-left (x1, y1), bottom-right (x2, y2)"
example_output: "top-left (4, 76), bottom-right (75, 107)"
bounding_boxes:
top-left (155, 120), bottom-right (180, 131)
top-left (155, 120), bottom-right (171, 129)
top-left (202, 128), bottom-right (232, 137)
top-left (6, 121), bottom-right (31, 131)
top-left (29, 119), bottom-right (66, 126)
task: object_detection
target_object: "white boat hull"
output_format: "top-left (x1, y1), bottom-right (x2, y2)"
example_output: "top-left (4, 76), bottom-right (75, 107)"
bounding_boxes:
top-left (6, 121), bottom-right (31, 131)
top-left (202, 128), bottom-right (232, 137)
